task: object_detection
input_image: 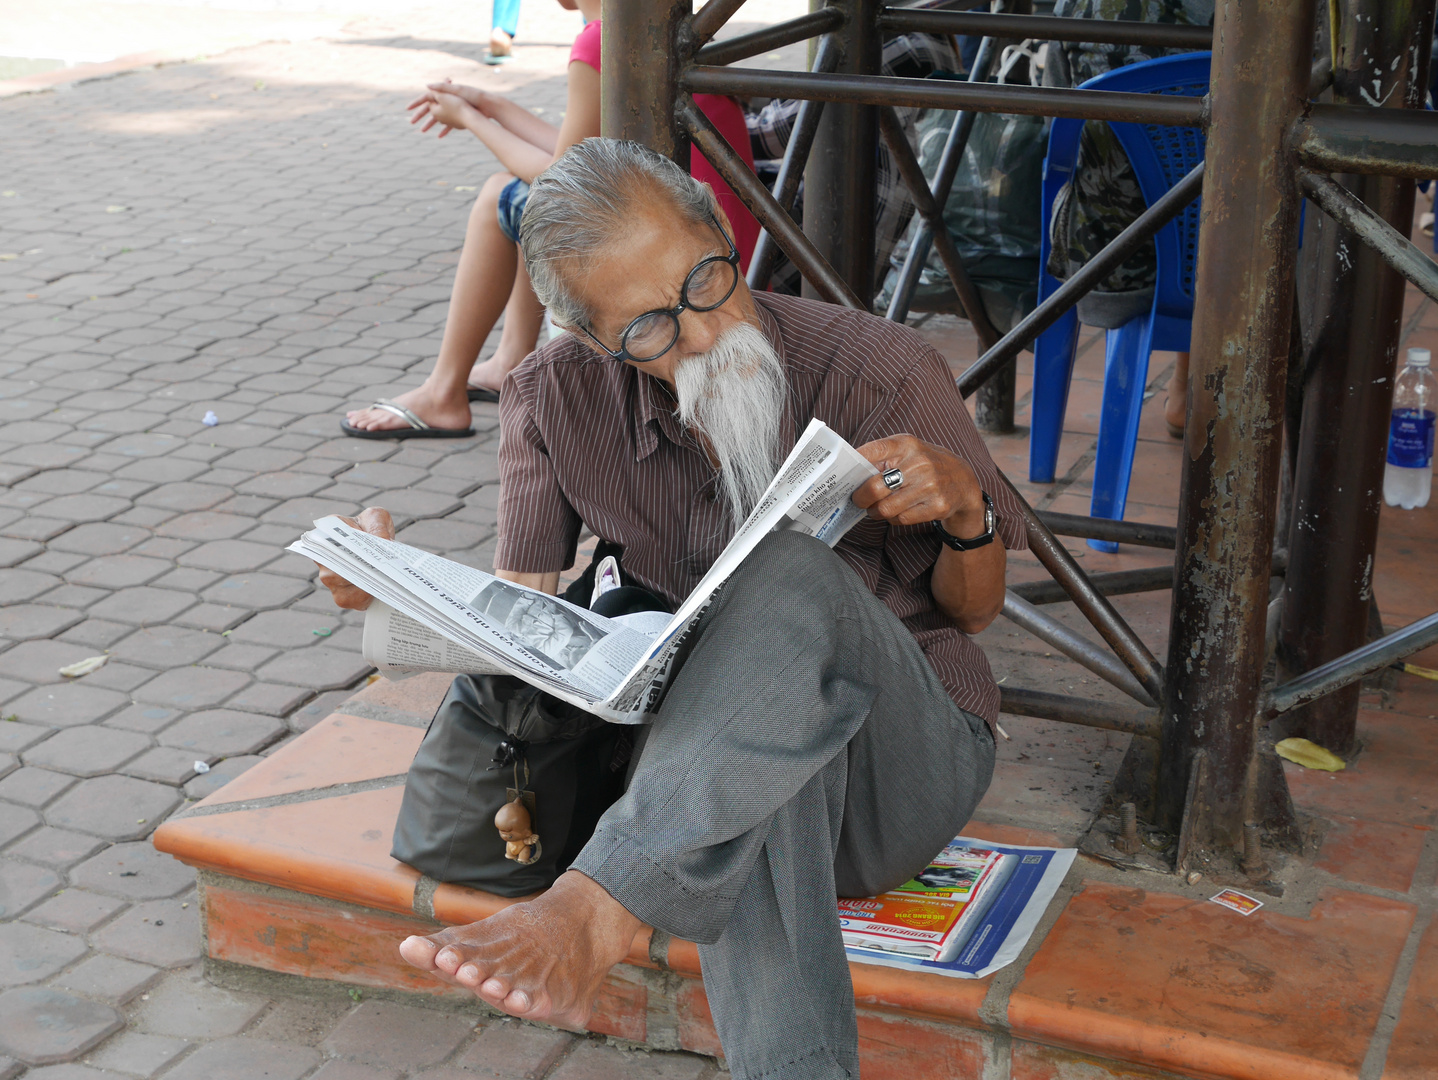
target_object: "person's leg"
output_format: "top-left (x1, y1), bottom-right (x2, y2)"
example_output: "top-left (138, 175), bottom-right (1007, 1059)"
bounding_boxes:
top-left (490, 0), bottom-right (520, 56)
top-left (1164, 351), bottom-right (1189, 437)
top-left (401, 532), bottom-right (994, 1078)
top-left (580, 532), bottom-right (993, 1077)
top-left (468, 257), bottom-right (546, 393)
top-left (346, 172), bottom-right (519, 433)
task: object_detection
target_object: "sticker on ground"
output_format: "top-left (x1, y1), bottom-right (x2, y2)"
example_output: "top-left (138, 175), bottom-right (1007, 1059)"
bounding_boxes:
top-left (1209, 889), bottom-right (1264, 916)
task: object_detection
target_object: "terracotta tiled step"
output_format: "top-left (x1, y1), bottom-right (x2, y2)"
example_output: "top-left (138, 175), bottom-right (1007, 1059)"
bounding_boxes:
top-left (1008, 882), bottom-right (1417, 1080)
top-left (152, 672), bottom-right (1437, 1080)
top-left (1383, 917), bottom-right (1438, 1080)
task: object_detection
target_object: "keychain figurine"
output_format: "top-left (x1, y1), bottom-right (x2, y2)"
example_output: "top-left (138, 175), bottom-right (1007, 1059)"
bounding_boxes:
top-left (495, 797), bottom-right (541, 865)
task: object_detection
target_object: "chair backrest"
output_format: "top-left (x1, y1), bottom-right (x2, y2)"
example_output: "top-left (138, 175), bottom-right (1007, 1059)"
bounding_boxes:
top-left (1080, 53), bottom-right (1211, 318)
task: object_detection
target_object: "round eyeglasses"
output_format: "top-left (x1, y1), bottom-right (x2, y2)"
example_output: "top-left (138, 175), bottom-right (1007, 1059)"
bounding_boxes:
top-left (580, 219), bottom-right (741, 363)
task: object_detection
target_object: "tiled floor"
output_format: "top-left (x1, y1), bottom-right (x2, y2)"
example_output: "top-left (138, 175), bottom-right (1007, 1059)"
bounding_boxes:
top-left (4, 3), bottom-right (1438, 1078)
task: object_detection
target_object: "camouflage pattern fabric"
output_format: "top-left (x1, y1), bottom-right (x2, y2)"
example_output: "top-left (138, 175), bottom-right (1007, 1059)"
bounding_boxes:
top-left (1044, 0), bottom-right (1213, 298)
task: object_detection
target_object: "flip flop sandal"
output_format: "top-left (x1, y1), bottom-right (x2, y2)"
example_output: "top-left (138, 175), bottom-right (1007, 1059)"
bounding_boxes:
top-left (341, 399), bottom-right (474, 441)
top-left (467, 385), bottom-right (501, 403)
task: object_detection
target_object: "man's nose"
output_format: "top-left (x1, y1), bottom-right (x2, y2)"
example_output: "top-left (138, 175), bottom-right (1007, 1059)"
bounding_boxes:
top-left (674, 305), bottom-right (730, 356)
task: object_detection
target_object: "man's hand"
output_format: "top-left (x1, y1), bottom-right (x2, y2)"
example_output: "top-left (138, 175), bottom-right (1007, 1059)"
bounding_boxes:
top-left (315, 507), bottom-right (395, 611)
top-left (852, 434), bottom-right (988, 537)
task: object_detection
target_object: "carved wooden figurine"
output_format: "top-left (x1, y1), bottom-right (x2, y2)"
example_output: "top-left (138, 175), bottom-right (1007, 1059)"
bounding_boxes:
top-left (495, 798), bottom-right (541, 865)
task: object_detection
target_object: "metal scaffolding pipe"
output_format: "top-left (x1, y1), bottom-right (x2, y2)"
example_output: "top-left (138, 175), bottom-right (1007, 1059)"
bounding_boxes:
top-left (999, 687), bottom-right (1160, 738)
top-left (1300, 169), bottom-right (1438, 305)
top-left (693, 7), bottom-right (845, 66)
top-left (1294, 103), bottom-right (1438, 179)
top-left (957, 163), bottom-right (1203, 397)
top-left (746, 35), bottom-right (838, 291)
top-left (1010, 565), bottom-right (1175, 606)
top-left (885, 35), bottom-right (998, 326)
top-left (683, 67), bottom-right (1208, 125)
top-left (1276, 1), bottom-right (1434, 758)
top-left (601, 0), bottom-right (689, 161)
top-left (1265, 611), bottom-right (1438, 716)
top-left (878, 7), bottom-right (1213, 50)
top-left (677, 95), bottom-right (864, 309)
top-left (877, 105), bottom-right (1000, 348)
top-left (1156, 0), bottom-right (1314, 845)
top-left (1003, 476), bottom-right (1167, 702)
top-left (1034, 511), bottom-right (1177, 550)
top-left (689, 0), bottom-right (752, 49)
top-left (802, 0), bottom-right (880, 304)
top-left (1003, 591), bottom-right (1158, 704)
top-left (1011, 545), bottom-right (1287, 606)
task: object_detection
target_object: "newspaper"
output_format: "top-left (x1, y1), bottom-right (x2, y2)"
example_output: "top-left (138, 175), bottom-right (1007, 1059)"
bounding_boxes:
top-left (289, 418), bottom-right (878, 723)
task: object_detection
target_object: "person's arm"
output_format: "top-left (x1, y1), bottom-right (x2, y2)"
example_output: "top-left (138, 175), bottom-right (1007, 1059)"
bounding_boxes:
top-left (435, 80), bottom-right (562, 153)
top-left (409, 62), bottom-right (601, 183)
top-left (312, 509), bottom-right (563, 607)
top-left (850, 435), bottom-right (1006, 633)
top-left (845, 334), bottom-right (1025, 635)
top-left (548, 60), bottom-right (600, 159)
top-left (497, 568), bottom-right (562, 594)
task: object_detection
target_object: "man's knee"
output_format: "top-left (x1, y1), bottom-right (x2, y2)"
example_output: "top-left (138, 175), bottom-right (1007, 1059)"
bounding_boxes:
top-left (741, 530), bottom-right (853, 593)
top-left (701, 532), bottom-right (860, 645)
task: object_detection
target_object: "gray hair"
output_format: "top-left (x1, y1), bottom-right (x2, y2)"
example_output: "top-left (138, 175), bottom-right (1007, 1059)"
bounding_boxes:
top-left (519, 138), bottom-right (718, 330)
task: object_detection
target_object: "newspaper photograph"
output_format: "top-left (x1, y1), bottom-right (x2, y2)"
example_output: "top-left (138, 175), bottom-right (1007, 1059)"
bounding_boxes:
top-left (289, 418), bottom-right (879, 723)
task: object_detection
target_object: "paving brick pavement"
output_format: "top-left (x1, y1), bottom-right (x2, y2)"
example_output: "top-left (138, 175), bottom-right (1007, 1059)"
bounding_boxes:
top-left (0, 1), bottom-right (813, 1073)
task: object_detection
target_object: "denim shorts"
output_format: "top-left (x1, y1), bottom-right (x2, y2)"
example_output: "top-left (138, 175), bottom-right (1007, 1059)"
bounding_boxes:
top-left (497, 177), bottom-right (530, 243)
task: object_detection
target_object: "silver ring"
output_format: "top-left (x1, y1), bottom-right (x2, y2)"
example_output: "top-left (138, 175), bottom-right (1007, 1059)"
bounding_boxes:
top-left (882, 468), bottom-right (904, 491)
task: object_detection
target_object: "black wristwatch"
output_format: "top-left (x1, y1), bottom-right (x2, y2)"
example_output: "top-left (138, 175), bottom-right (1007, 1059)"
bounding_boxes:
top-left (933, 492), bottom-right (996, 551)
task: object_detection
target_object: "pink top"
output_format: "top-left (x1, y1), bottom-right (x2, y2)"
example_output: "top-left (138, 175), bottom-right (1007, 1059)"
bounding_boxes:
top-left (568, 21), bottom-right (760, 272)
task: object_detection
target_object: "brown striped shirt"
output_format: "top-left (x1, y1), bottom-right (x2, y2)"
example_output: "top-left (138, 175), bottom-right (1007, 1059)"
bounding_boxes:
top-left (496, 292), bottom-right (1027, 726)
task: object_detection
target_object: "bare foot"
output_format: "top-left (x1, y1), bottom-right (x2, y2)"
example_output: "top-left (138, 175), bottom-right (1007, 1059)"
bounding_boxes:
top-left (398, 871), bottom-right (643, 1028)
top-left (345, 379), bottom-right (473, 433)
top-left (489, 28), bottom-right (513, 58)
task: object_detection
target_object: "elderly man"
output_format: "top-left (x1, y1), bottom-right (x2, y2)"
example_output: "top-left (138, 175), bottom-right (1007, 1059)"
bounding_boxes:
top-left (321, 138), bottom-right (1024, 1080)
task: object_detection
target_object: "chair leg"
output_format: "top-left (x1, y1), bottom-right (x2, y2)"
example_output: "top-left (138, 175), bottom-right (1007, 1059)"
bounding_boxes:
top-left (1088, 319), bottom-right (1156, 553)
top-left (1027, 307), bottom-right (1082, 483)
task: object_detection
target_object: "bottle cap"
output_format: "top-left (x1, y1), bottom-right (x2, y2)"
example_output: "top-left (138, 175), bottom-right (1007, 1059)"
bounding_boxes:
top-left (1408, 348), bottom-right (1431, 368)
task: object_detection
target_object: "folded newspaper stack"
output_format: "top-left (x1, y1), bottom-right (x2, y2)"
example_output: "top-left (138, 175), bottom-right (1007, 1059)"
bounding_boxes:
top-left (288, 419), bottom-right (878, 724)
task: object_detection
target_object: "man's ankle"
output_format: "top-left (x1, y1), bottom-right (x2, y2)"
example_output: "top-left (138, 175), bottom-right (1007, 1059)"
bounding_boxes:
top-left (552, 871), bottom-right (643, 946)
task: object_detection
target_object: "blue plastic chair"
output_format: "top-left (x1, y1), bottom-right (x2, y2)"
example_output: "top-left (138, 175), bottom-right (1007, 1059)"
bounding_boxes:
top-left (1028, 53), bottom-right (1210, 552)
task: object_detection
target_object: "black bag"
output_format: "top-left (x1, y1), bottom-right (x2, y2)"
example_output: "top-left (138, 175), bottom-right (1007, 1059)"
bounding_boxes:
top-left (389, 542), bottom-right (669, 896)
top-left (390, 673), bottom-right (630, 896)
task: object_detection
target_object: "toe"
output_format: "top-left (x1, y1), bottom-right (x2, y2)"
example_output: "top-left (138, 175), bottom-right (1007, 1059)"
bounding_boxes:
top-left (399, 935), bottom-right (441, 970)
top-left (434, 944), bottom-right (467, 975)
top-left (478, 976), bottom-right (514, 1010)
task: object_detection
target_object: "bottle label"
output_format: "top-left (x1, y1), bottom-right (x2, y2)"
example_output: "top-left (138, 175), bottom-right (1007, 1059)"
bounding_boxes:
top-left (1387, 408), bottom-right (1436, 469)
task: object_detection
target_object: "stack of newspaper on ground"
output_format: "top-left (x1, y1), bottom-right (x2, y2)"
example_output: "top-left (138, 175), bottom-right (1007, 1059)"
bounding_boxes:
top-left (840, 837), bottom-right (1076, 979)
top-left (289, 419), bottom-right (877, 724)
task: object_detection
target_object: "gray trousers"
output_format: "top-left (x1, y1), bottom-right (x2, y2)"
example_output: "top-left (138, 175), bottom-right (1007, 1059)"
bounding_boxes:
top-left (571, 531), bottom-right (995, 1080)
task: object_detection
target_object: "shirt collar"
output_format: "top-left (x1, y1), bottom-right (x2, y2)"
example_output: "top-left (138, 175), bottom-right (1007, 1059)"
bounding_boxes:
top-left (629, 301), bottom-right (789, 462)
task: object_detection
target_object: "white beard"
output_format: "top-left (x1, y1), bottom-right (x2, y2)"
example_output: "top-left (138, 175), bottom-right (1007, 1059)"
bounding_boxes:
top-left (673, 321), bottom-right (788, 529)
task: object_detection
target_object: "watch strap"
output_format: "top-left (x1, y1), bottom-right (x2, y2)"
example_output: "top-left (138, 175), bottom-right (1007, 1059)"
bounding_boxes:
top-left (933, 492), bottom-right (996, 551)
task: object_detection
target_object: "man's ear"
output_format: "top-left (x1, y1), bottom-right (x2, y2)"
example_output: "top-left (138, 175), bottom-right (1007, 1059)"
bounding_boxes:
top-left (558, 321), bottom-right (606, 356)
top-left (706, 186), bottom-right (736, 239)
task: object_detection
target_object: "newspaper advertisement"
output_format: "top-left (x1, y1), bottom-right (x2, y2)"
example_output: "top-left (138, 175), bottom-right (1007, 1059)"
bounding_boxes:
top-left (844, 837), bottom-right (1077, 979)
top-left (289, 418), bottom-right (878, 723)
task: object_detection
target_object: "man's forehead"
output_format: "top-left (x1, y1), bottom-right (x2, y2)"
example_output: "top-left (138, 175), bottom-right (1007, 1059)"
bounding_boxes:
top-left (583, 214), bottom-right (718, 328)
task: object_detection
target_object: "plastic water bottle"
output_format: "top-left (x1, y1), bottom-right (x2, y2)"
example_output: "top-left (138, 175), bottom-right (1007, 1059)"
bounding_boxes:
top-left (1383, 347), bottom-right (1436, 509)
